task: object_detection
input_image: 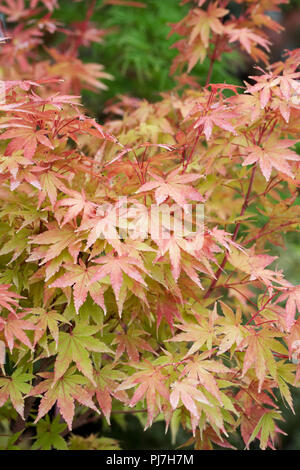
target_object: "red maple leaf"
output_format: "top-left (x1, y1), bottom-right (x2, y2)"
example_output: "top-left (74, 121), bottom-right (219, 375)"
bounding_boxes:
top-left (0, 284), bottom-right (23, 314)
top-left (277, 285), bottom-right (300, 332)
top-left (0, 312), bottom-right (38, 352)
top-left (0, 118), bottom-right (54, 160)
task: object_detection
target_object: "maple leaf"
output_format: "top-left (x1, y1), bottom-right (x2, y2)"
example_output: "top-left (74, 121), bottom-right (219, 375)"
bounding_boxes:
top-left (276, 360), bottom-right (295, 410)
top-left (276, 71), bottom-right (300, 100)
top-left (53, 322), bottom-right (113, 386)
top-left (188, 103), bottom-right (238, 140)
top-left (216, 302), bottom-right (246, 354)
top-left (50, 261), bottom-right (106, 314)
top-left (29, 91), bottom-right (81, 109)
top-left (0, 120), bottom-right (54, 160)
top-left (226, 26), bottom-right (271, 55)
top-left (242, 138), bottom-right (300, 181)
top-left (118, 363), bottom-right (169, 427)
top-left (287, 320), bottom-right (300, 383)
top-left (0, 101), bottom-right (29, 112)
top-left (245, 69), bottom-right (281, 108)
top-left (180, 352), bottom-right (229, 403)
top-left (46, 49), bottom-right (113, 95)
top-left (156, 297), bottom-right (182, 333)
top-left (188, 2), bottom-right (228, 48)
top-left (27, 307), bottom-right (69, 347)
top-left (239, 329), bottom-right (286, 392)
top-left (28, 368), bottom-right (99, 430)
top-left (0, 151), bottom-right (33, 180)
top-left (277, 285), bottom-right (300, 332)
top-left (235, 381), bottom-right (281, 449)
top-left (87, 365), bottom-right (128, 424)
top-left (0, 312), bottom-right (38, 352)
top-left (228, 249), bottom-right (283, 286)
top-left (170, 378), bottom-right (210, 418)
top-left (136, 168), bottom-right (204, 207)
top-left (153, 232), bottom-right (205, 287)
top-left (28, 225), bottom-right (82, 265)
top-left (0, 0), bottom-right (35, 21)
top-left (78, 202), bottom-right (124, 253)
top-left (0, 341), bottom-right (5, 365)
top-left (58, 189), bottom-right (96, 226)
top-left (39, 171), bottom-right (69, 208)
top-left (8, 166), bottom-right (43, 192)
top-left (0, 227), bottom-right (32, 262)
top-left (247, 410), bottom-right (284, 450)
top-left (70, 20), bottom-right (108, 48)
top-left (169, 312), bottom-right (216, 356)
top-left (171, 39), bottom-right (207, 73)
top-left (112, 328), bottom-right (156, 363)
top-left (0, 369), bottom-right (33, 418)
top-left (74, 116), bottom-right (116, 142)
top-left (152, 236), bottom-right (180, 283)
top-left (32, 415), bottom-right (67, 451)
top-left (91, 252), bottom-right (148, 305)
top-left (0, 0), bottom-right (299, 449)
top-left (0, 284), bottom-right (22, 314)
top-left (251, 10), bottom-right (284, 34)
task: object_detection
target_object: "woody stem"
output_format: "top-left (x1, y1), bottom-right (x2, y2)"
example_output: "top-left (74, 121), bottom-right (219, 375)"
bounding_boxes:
top-left (203, 164), bottom-right (257, 298)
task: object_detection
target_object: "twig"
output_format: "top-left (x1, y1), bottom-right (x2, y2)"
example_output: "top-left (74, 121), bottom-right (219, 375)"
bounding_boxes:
top-left (204, 164), bottom-right (257, 298)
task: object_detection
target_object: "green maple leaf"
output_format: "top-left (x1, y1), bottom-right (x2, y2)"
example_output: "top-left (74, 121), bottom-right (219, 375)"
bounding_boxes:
top-left (0, 369), bottom-right (33, 418)
top-left (0, 228), bottom-right (30, 262)
top-left (240, 328), bottom-right (287, 392)
top-left (216, 302), bottom-right (247, 354)
top-left (54, 322), bottom-right (113, 385)
top-left (32, 415), bottom-right (68, 450)
top-left (248, 410), bottom-right (283, 450)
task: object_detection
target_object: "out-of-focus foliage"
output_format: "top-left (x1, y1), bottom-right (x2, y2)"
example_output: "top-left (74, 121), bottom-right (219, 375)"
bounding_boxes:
top-left (55, 0), bottom-right (244, 115)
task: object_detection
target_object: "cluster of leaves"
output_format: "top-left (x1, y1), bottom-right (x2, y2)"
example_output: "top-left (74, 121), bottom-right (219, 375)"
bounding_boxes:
top-left (0, 0), bottom-right (300, 451)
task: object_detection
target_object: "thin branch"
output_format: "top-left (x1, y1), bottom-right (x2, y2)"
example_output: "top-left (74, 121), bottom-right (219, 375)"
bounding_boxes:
top-left (111, 408), bottom-right (147, 415)
top-left (205, 35), bottom-right (221, 86)
top-left (204, 164), bottom-right (257, 298)
top-left (243, 222), bottom-right (296, 246)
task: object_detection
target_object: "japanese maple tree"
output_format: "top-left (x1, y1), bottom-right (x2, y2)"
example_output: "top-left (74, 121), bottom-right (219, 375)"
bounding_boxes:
top-left (0, 0), bottom-right (299, 451)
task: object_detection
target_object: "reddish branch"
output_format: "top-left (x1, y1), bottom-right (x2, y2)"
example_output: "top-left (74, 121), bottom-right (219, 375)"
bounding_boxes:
top-left (204, 164), bottom-right (257, 298)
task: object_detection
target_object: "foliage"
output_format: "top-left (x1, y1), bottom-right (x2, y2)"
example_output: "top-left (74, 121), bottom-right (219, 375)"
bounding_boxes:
top-left (87, 0), bottom-right (243, 111)
top-left (0, 0), bottom-right (299, 451)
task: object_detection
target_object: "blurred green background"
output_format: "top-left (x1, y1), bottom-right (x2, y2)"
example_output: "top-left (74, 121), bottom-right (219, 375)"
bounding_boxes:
top-left (54, 0), bottom-right (300, 449)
